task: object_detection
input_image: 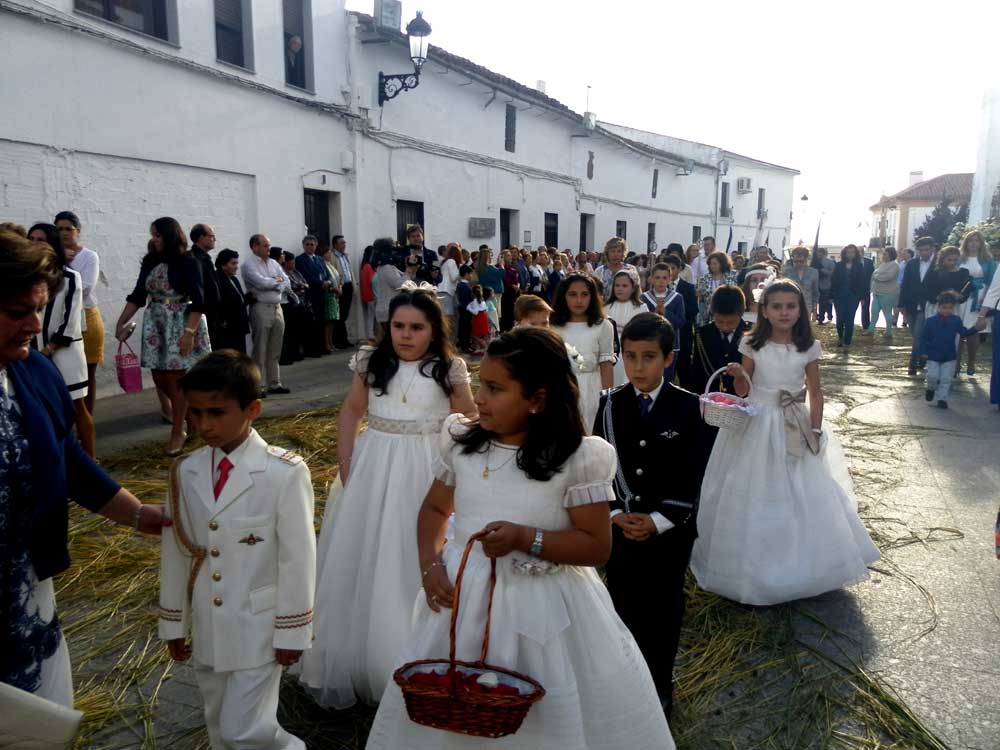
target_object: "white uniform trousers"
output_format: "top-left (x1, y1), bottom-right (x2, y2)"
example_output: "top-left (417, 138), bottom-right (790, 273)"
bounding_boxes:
top-left (193, 660), bottom-right (303, 750)
top-left (250, 303), bottom-right (285, 389)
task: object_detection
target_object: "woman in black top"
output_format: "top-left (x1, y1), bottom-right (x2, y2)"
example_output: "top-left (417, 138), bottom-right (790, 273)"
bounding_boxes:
top-left (113, 217), bottom-right (210, 455)
top-left (923, 245), bottom-right (972, 312)
top-left (831, 244), bottom-right (868, 348)
top-left (213, 248), bottom-right (250, 353)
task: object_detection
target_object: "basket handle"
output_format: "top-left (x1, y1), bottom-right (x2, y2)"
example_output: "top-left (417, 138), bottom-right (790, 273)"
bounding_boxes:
top-left (117, 340), bottom-right (137, 358)
top-left (703, 365), bottom-right (753, 398)
top-left (448, 531), bottom-right (497, 670)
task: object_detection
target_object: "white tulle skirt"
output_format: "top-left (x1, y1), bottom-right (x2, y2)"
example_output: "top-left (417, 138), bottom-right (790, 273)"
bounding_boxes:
top-left (366, 533), bottom-right (674, 749)
top-left (296, 428), bottom-right (437, 708)
top-left (691, 400), bottom-right (880, 606)
top-left (576, 370), bottom-right (602, 434)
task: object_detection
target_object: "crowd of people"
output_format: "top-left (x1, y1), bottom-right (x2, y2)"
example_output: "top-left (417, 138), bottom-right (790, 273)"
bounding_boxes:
top-left (1, 216), bottom-right (998, 749)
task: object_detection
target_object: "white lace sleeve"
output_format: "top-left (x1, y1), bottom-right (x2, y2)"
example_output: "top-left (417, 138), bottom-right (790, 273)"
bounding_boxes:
top-left (433, 413), bottom-right (469, 486)
top-left (448, 356), bottom-right (471, 386)
top-left (348, 345), bottom-right (377, 376)
top-left (564, 437), bottom-right (617, 508)
top-left (737, 338), bottom-right (756, 360)
top-left (597, 318), bottom-right (616, 364)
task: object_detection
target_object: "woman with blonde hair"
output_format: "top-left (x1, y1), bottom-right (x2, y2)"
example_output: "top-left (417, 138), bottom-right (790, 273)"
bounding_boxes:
top-left (956, 230), bottom-right (996, 375)
top-left (686, 243), bottom-right (707, 281)
top-left (595, 236), bottom-right (636, 299)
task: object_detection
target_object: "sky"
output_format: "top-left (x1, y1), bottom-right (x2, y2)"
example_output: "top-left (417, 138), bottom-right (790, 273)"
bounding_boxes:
top-left (348, 0), bottom-right (999, 246)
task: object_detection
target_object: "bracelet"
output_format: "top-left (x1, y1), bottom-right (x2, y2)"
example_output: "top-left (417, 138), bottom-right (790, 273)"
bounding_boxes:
top-left (528, 528), bottom-right (544, 557)
top-left (421, 559), bottom-right (443, 578)
top-left (132, 504), bottom-right (144, 531)
top-left (183, 327), bottom-right (197, 336)
top-left (811, 428), bottom-right (823, 434)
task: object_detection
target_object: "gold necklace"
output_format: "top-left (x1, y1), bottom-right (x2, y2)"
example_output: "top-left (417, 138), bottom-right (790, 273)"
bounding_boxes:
top-left (398, 362), bottom-right (421, 403)
top-left (482, 444), bottom-right (517, 479)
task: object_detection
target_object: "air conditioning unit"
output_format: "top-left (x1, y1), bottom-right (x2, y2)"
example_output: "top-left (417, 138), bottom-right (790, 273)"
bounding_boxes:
top-left (737, 177), bottom-right (753, 193)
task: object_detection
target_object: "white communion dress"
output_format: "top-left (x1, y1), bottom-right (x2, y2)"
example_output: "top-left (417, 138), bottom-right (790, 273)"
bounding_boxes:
top-left (691, 339), bottom-right (880, 606)
top-left (552, 319), bottom-right (616, 432)
top-left (366, 414), bottom-right (675, 750)
top-left (605, 301), bottom-right (646, 387)
top-left (297, 348), bottom-right (470, 708)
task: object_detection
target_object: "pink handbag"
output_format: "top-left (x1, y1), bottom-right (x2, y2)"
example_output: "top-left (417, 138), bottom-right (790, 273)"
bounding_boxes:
top-left (115, 341), bottom-right (143, 394)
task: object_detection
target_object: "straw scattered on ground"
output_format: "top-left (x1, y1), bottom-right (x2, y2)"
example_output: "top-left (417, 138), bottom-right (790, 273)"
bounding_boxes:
top-left (63, 326), bottom-right (990, 749)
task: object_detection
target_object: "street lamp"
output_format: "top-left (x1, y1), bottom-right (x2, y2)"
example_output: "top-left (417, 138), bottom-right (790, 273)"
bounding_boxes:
top-left (378, 11), bottom-right (432, 106)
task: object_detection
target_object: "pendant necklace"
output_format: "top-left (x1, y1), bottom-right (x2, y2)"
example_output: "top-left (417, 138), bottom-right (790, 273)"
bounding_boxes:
top-left (399, 362), bottom-right (420, 403)
top-left (482, 443), bottom-right (517, 479)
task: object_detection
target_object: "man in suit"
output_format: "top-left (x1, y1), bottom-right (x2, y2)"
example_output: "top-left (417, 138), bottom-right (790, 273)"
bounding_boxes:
top-left (190, 224), bottom-right (221, 347)
top-left (294, 235), bottom-right (331, 357)
top-left (691, 284), bottom-right (750, 395)
top-left (899, 237), bottom-right (938, 375)
top-left (663, 254), bottom-right (698, 389)
top-left (593, 313), bottom-right (713, 718)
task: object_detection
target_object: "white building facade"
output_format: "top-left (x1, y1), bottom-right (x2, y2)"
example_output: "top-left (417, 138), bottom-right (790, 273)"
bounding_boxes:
top-left (970, 83), bottom-right (1000, 224)
top-left (0, 0), bottom-right (797, 395)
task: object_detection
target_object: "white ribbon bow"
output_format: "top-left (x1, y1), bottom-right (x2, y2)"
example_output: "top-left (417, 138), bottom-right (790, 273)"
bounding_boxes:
top-left (398, 280), bottom-right (438, 293)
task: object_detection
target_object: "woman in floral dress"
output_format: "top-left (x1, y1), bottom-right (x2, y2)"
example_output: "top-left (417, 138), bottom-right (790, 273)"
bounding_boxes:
top-left (114, 217), bottom-right (210, 455)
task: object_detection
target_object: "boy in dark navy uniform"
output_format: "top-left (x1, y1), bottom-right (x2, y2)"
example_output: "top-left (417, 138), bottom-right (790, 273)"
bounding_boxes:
top-left (690, 284), bottom-right (750, 396)
top-left (593, 312), bottom-right (713, 718)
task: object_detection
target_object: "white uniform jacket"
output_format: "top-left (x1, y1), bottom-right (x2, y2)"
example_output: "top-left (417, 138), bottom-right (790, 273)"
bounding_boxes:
top-left (158, 430), bottom-right (317, 673)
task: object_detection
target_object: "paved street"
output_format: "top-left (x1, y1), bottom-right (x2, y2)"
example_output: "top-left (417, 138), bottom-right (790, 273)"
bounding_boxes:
top-left (88, 339), bottom-right (1000, 749)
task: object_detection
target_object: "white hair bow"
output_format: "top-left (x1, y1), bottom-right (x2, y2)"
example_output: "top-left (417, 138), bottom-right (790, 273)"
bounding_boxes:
top-left (398, 280), bottom-right (438, 293)
top-left (750, 268), bottom-right (778, 303)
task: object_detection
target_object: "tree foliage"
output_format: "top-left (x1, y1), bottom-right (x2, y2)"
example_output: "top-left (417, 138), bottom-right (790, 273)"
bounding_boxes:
top-left (913, 199), bottom-right (968, 245)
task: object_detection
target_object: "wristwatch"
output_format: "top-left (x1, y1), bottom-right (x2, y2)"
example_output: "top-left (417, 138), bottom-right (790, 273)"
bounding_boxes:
top-left (528, 528), bottom-right (544, 557)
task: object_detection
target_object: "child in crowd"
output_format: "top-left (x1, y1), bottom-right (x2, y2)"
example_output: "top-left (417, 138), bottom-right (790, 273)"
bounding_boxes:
top-left (593, 313), bottom-right (713, 718)
top-left (605, 269), bottom-right (646, 387)
top-left (662, 255), bottom-right (699, 389)
top-left (484, 286), bottom-right (500, 337)
top-left (467, 285), bottom-right (490, 353)
top-left (918, 291), bottom-right (978, 409)
top-left (691, 280), bottom-right (880, 606)
top-left (160, 351), bottom-right (316, 750)
top-left (513, 293), bottom-right (552, 327)
top-left (298, 290), bottom-right (476, 708)
top-left (640, 262), bottom-right (685, 383)
top-left (455, 265), bottom-right (474, 352)
top-left (550, 273), bottom-right (616, 432)
top-left (691, 285), bottom-right (750, 395)
top-left (367, 327), bottom-right (675, 749)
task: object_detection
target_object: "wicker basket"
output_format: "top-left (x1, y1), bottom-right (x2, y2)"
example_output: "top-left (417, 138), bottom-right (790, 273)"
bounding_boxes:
top-left (393, 532), bottom-right (545, 738)
top-left (700, 366), bottom-right (754, 429)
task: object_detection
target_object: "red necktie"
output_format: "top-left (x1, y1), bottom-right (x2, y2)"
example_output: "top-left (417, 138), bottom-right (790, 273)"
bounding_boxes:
top-left (214, 457), bottom-right (233, 500)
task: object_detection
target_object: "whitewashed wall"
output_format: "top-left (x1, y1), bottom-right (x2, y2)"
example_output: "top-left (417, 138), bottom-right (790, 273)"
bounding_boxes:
top-left (970, 84), bottom-right (1000, 224)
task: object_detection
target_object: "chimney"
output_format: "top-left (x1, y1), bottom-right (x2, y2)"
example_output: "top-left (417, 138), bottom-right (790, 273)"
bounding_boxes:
top-left (536, 80), bottom-right (546, 94)
top-left (909, 170), bottom-right (924, 186)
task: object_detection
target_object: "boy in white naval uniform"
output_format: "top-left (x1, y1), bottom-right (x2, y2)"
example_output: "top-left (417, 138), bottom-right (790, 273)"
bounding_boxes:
top-left (159, 351), bottom-right (316, 750)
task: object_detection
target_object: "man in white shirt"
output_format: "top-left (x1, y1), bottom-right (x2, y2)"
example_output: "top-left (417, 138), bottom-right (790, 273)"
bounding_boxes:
top-left (331, 235), bottom-right (354, 349)
top-left (241, 234), bottom-right (290, 396)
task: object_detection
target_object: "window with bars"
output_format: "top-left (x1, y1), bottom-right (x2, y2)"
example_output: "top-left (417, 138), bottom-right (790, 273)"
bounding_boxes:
top-left (651, 169), bottom-right (659, 199)
top-left (616, 220), bottom-right (627, 240)
top-left (720, 182), bottom-right (731, 218)
top-left (692, 225), bottom-right (702, 243)
top-left (76, 0), bottom-right (173, 41)
top-left (647, 223), bottom-right (656, 251)
top-left (505, 104), bottom-right (517, 152)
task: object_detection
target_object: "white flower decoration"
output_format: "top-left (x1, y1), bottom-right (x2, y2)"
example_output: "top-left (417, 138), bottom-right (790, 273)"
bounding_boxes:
top-left (564, 343), bottom-right (586, 372)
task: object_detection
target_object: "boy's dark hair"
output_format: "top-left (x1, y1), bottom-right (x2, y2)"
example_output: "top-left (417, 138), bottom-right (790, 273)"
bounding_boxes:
top-left (663, 255), bottom-right (683, 269)
top-left (454, 327), bottom-right (583, 480)
top-left (179, 351), bottom-right (262, 408)
top-left (936, 290), bottom-right (961, 305)
top-left (915, 236), bottom-right (936, 249)
top-left (550, 272), bottom-right (605, 326)
top-left (621, 312), bottom-right (675, 356)
top-left (483, 286), bottom-right (495, 300)
top-left (650, 262), bottom-right (672, 275)
top-left (710, 285), bottom-right (746, 316)
top-left (54, 210), bottom-right (81, 230)
top-left (459, 265), bottom-right (474, 278)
